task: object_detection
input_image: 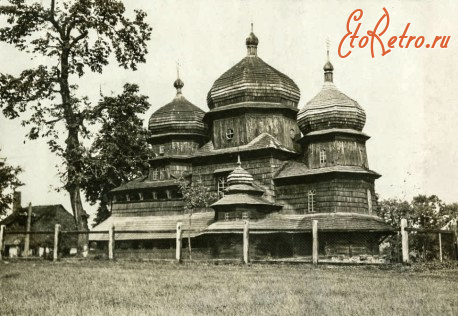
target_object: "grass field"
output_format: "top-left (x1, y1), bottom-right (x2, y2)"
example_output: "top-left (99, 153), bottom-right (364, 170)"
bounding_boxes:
top-left (0, 260), bottom-right (457, 316)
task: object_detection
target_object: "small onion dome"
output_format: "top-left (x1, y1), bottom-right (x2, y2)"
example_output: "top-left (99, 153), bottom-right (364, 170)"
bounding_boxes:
top-left (297, 59), bottom-right (366, 135)
top-left (173, 78), bottom-right (184, 91)
top-left (148, 79), bottom-right (206, 137)
top-left (323, 60), bottom-right (334, 72)
top-left (207, 31), bottom-right (300, 109)
top-left (246, 31), bottom-right (259, 47)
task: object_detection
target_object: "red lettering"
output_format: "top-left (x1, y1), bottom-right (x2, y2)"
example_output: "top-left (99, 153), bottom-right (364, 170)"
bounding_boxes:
top-left (405, 36), bottom-right (416, 48)
top-left (367, 7), bottom-right (391, 57)
top-left (399, 23), bottom-right (411, 48)
top-left (359, 36), bottom-right (368, 48)
top-left (388, 36), bottom-right (397, 48)
top-left (414, 36), bottom-right (425, 48)
top-left (440, 36), bottom-right (451, 48)
top-left (338, 9), bottom-right (364, 58)
top-left (431, 36), bottom-right (441, 48)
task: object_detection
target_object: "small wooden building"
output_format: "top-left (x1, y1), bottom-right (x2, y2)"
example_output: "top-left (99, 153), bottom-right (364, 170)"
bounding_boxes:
top-left (0, 193), bottom-right (77, 258)
top-left (91, 29), bottom-right (393, 261)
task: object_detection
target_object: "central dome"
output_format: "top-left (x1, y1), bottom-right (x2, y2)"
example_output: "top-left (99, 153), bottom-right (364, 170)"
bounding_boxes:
top-left (207, 30), bottom-right (300, 109)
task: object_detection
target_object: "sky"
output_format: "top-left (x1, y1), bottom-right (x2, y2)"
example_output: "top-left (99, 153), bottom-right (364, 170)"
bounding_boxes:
top-left (0, 0), bottom-right (457, 220)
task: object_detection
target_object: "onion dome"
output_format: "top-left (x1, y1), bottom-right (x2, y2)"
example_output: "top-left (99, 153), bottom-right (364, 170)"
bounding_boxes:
top-left (207, 25), bottom-right (300, 109)
top-left (297, 52), bottom-right (366, 135)
top-left (148, 77), bottom-right (206, 138)
top-left (211, 156), bottom-right (280, 211)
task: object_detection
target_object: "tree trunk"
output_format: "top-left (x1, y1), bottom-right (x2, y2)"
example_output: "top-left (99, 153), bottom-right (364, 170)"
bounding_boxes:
top-left (59, 47), bottom-right (89, 255)
top-left (69, 185), bottom-right (89, 254)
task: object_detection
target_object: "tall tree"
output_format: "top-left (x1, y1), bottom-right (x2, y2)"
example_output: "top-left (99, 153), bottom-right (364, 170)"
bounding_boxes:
top-left (0, 0), bottom-right (152, 249)
top-left (82, 83), bottom-right (151, 226)
top-left (0, 150), bottom-right (23, 216)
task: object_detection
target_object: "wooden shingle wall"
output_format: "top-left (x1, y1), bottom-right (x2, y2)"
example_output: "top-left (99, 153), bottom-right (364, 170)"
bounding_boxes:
top-left (112, 200), bottom-right (185, 216)
top-left (212, 113), bottom-right (300, 151)
top-left (275, 178), bottom-right (376, 215)
top-left (304, 139), bottom-right (369, 169)
top-left (150, 140), bottom-right (200, 156)
top-left (193, 155), bottom-right (287, 203)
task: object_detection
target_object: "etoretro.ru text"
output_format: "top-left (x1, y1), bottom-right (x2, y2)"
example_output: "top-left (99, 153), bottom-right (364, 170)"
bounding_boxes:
top-left (338, 7), bottom-right (451, 58)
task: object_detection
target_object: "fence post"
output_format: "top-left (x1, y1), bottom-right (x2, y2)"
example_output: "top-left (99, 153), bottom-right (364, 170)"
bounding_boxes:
top-left (401, 218), bottom-right (409, 264)
top-left (108, 224), bottom-right (115, 260)
top-left (312, 220), bottom-right (318, 266)
top-left (23, 202), bottom-right (32, 257)
top-left (53, 224), bottom-right (60, 262)
top-left (176, 222), bottom-right (182, 262)
top-left (243, 220), bottom-right (249, 264)
top-left (438, 233), bottom-right (442, 263)
top-left (453, 222), bottom-right (458, 261)
top-left (0, 225), bottom-right (5, 261)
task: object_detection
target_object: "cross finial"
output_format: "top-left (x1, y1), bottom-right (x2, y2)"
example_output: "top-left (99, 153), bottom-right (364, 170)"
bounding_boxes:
top-left (326, 38), bottom-right (330, 61)
top-left (251, 23), bottom-right (253, 33)
top-left (176, 61), bottom-right (180, 79)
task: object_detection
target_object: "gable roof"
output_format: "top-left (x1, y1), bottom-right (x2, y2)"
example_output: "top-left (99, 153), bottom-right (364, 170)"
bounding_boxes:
top-left (195, 132), bottom-right (298, 157)
top-left (0, 204), bottom-right (74, 227)
top-left (274, 161), bottom-right (381, 180)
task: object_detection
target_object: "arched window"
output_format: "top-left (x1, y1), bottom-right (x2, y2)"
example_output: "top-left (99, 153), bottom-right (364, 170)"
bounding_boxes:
top-left (367, 189), bottom-right (373, 214)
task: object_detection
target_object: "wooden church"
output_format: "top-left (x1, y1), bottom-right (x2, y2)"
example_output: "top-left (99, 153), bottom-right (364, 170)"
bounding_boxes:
top-left (91, 28), bottom-right (392, 261)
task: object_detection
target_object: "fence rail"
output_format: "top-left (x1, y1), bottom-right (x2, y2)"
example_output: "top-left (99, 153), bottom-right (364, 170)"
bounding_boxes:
top-left (1, 219), bottom-right (457, 264)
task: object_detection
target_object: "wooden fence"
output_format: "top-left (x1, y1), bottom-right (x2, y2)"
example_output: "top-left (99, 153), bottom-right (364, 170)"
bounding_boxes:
top-left (400, 218), bottom-right (458, 264)
top-left (1, 219), bottom-right (456, 264)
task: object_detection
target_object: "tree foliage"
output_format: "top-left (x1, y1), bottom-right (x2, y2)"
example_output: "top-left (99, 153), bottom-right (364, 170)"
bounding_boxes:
top-left (81, 83), bottom-right (151, 226)
top-left (176, 176), bottom-right (217, 259)
top-left (176, 177), bottom-right (217, 214)
top-left (0, 0), bottom-right (152, 246)
top-left (377, 194), bottom-right (458, 262)
top-left (0, 152), bottom-right (23, 216)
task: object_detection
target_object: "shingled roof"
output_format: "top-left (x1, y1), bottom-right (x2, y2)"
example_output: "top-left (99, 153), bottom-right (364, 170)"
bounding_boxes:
top-left (203, 213), bottom-right (393, 233)
top-left (298, 55), bottom-right (366, 135)
top-left (111, 177), bottom-right (178, 193)
top-left (148, 79), bottom-right (206, 139)
top-left (90, 212), bottom-right (215, 241)
top-left (195, 132), bottom-right (298, 157)
top-left (1, 204), bottom-right (76, 246)
top-left (207, 30), bottom-right (300, 109)
top-left (274, 161), bottom-right (381, 180)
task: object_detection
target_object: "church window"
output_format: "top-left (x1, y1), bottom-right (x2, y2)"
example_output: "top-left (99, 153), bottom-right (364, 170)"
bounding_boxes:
top-left (225, 213), bottom-right (230, 221)
top-left (226, 128), bottom-right (234, 140)
top-left (242, 211), bottom-right (248, 220)
top-left (367, 189), bottom-right (373, 214)
top-left (217, 176), bottom-right (228, 198)
top-left (159, 145), bottom-right (165, 155)
top-left (319, 149), bottom-right (327, 165)
top-left (152, 168), bottom-right (159, 180)
top-left (307, 190), bottom-right (316, 213)
top-left (159, 167), bottom-right (167, 180)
